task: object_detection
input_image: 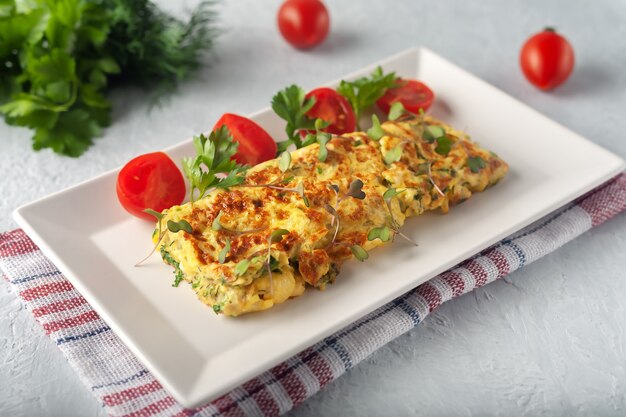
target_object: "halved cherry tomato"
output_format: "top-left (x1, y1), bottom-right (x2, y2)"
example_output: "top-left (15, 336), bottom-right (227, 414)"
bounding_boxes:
top-left (305, 87), bottom-right (356, 135)
top-left (277, 0), bottom-right (330, 49)
top-left (376, 79), bottom-right (435, 114)
top-left (213, 113), bottom-right (277, 165)
top-left (116, 152), bottom-right (186, 221)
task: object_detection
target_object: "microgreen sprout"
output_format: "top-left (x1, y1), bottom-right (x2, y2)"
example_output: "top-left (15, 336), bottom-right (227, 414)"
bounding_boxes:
top-left (383, 145), bottom-right (403, 165)
top-left (369, 188), bottom-right (418, 246)
top-left (367, 114), bottom-right (385, 141)
top-left (388, 102), bottom-right (407, 121)
top-left (325, 179), bottom-right (366, 245)
top-left (167, 219), bottom-right (193, 234)
top-left (279, 151), bottom-right (292, 172)
top-left (350, 245), bottom-right (369, 262)
top-left (239, 179), bottom-right (309, 207)
top-left (218, 238), bottom-right (231, 264)
top-left (467, 156), bottom-right (486, 173)
top-left (427, 163), bottom-right (446, 197)
top-left (136, 212), bottom-right (194, 266)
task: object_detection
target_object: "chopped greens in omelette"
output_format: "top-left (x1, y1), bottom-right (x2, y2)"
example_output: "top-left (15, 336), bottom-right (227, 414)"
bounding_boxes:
top-left (153, 114), bottom-right (508, 316)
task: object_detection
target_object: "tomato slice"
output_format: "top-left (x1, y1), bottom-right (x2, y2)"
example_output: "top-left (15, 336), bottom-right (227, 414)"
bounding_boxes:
top-left (213, 113), bottom-right (277, 165)
top-left (376, 79), bottom-right (435, 115)
top-left (304, 87), bottom-right (356, 135)
top-left (116, 152), bottom-right (186, 221)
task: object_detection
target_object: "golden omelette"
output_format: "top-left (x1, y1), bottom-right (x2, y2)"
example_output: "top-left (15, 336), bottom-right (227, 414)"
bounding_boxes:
top-left (154, 115), bottom-right (508, 316)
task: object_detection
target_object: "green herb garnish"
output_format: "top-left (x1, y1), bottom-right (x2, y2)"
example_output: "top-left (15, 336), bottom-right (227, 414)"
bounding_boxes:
top-left (368, 226), bottom-right (392, 242)
top-left (317, 133), bottom-right (331, 162)
top-left (272, 85), bottom-right (316, 151)
top-left (367, 114), bottom-right (385, 141)
top-left (279, 151), bottom-right (292, 172)
top-left (423, 125), bottom-right (445, 143)
top-left (218, 238), bottom-right (231, 264)
top-left (384, 145), bottom-right (403, 165)
top-left (336, 66), bottom-right (397, 128)
top-left (467, 156), bottom-right (486, 173)
top-left (234, 259), bottom-right (250, 276)
top-left (167, 219), bottom-right (193, 234)
top-left (435, 136), bottom-right (454, 155)
top-left (388, 102), bottom-right (406, 121)
top-left (182, 126), bottom-right (249, 202)
top-left (350, 245), bottom-right (369, 262)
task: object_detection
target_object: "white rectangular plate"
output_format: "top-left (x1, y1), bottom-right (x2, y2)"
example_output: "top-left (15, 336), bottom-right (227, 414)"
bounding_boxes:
top-left (14, 47), bottom-right (625, 408)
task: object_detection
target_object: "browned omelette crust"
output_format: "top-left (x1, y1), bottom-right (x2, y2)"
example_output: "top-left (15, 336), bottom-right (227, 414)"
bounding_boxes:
top-left (156, 115), bottom-right (508, 316)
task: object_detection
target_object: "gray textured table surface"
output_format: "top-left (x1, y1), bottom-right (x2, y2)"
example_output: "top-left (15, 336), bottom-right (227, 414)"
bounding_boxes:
top-left (2, 0), bottom-right (626, 416)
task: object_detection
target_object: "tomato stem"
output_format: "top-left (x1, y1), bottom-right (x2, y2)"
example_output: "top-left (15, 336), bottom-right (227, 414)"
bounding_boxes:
top-left (544, 26), bottom-right (556, 33)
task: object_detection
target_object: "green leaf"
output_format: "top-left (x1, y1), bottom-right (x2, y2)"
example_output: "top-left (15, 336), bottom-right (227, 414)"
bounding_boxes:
top-left (43, 80), bottom-right (69, 101)
top-left (367, 114), bottom-right (385, 141)
top-left (271, 84), bottom-right (315, 147)
top-left (383, 188), bottom-right (405, 203)
top-left (269, 229), bottom-right (289, 244)
top-left (368, 226), bottom-right (391, 242)
top-left (423, 125), bottom-right (445, 143)
top-left (317, 133), bottom-right (331, 162)
top-left (0, 98), bottom-right (51, 118)
top-left (234, 259), bottom-right (251, 276)
top-left (97, 57), bottom-right (121, 74)
top-left (27, 49), bottom-right (76, 85)
top-left (167, 219), bottom-right (193, 234)
top-left (276, 140), bottom-right (293, 154)
top-left (279, 151), bottom-right (291, 172)
top-left (336, 66), bottom-right (397, 123)
top-left (435, 136), bottom-right (454, 155)
top-left (218, 238), bottom-right (230, 264)
top-left (143, 208), bottom-right (164, 221)
top-left (388, 102), bottom-right (406, 121)
top-left (347, 179), bottom-right (366, 200)
top-left (467, 156), bottom-right (486, 173)
top-left (183, 127), bottom-right (249, 201)
top-left (315, 118), bottom-right (331, 130)
top-left (384, 145), bottom-right (402, 165)
top-left (350, 245), bottom-right (369, 262)
top-left (211, 211), bottom-right (222, 231)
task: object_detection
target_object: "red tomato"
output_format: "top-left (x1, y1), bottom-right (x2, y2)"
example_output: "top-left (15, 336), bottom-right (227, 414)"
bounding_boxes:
top-left (520, 28), bottom-right (574, 90)
top-left (116, 152), bottom-right (186, 221)
top-left (305, 87), bottom-right (356, 135)
top-left (376, 79), bottom-right (435, 114)
top-left (213, 113), bottom-right (277, 166)
top-left (277, 0), bottom-right (330, 49)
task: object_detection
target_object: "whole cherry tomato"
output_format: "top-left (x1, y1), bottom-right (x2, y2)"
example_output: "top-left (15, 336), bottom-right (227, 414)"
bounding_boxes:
top-left (116, 152), bottom-right (186, 221)
top-left (376, 79), bottom-right (435, 115)
top-left (520, 28), bottom-right (574, 90)
top-left (213, 113), bottom-right (277, 166)
top-left (305, 87), bottom-right (356, 135)
top-left (277, 0), bottom-right (330, 49)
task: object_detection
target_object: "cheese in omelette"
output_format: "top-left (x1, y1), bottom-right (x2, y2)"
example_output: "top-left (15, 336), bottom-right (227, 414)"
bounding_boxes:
top-left (155, 115), bottom-right (508, 316)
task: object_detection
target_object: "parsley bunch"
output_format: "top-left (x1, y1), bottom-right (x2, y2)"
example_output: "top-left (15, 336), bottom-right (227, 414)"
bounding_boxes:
top-left (0, 0), bottom-right (217, 157)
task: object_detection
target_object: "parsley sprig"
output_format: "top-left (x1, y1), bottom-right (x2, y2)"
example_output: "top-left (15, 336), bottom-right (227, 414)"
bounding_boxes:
top-left (182, 126), bottom-right (249, 202)
top-left (271, 85), bottom-right (333, 157)
top-left (336, 66), bottom-right (397, 129)
top-left (271, 85), bottom-right (316, 151)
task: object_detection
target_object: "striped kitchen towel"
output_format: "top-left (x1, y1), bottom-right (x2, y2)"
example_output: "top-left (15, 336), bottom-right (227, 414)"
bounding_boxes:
top-left (1, 173), bottom-right (625, 417)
